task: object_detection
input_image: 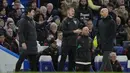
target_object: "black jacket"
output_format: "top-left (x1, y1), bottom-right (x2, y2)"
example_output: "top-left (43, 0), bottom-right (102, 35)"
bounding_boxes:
top-left (18, 16), bottom-right (37, 54)
top-left (97, 16), bottom-right (116, 51)
top-left (110, 60), bottom-right (122, 72)
top-left (61, 17), bottom-right (84, 46)
top-left (39, 47), bottom-right (59, 71)
top-left (76, 3), bottom-right (93, 23)
top-left (36, 22), bottom-right (48, 44)
top-left (76, 35), bottom-right (92, 62)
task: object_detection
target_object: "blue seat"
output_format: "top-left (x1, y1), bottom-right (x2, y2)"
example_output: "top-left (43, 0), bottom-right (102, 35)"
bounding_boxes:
top-left (23, 59), bottom-right (30, 71)
top-left (114, 46), bottom-right (124, 55)
top-left (39, 55), bottom-right (55, 72)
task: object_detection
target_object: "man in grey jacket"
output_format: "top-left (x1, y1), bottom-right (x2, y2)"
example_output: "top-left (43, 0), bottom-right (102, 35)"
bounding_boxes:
top-left (15, 7), bottom-right (38, 71)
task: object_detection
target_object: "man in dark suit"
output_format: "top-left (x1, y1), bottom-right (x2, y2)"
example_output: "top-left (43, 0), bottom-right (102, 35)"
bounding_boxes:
top-left (15, 7), bottom-right (38, 71)
top-left (97, 8), bottom-right (116, 72)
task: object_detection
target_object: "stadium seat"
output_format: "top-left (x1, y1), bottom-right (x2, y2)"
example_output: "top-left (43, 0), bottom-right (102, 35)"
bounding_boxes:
top-left (127, 60), bottom-right (130, 72)
top-left (114, 46), bottom-right (124, 55)
top-left (39, 55), bottom-right (55, 72)
top-left (23, 59), bottom-right (30, 71)
top-left (94, 55), bottom-right (128, 72)
top-left (123, 41), bottom-right (130, 48)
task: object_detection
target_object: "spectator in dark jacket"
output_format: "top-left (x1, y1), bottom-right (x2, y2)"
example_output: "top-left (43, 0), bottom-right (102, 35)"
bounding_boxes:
top-left (15, 7), bottom-right (38, 72)
top-left (76, 0), bottom-right (93, 23)
top-left (110, 52), bottom-right (122, 72)
top-left (0, 29), bottom-right (10, 50)
top-left (38, 38), bottom-right (59, 71)
top-left (35, 13), bottom-right (48, 46)
top-left (75, 27), bottom-right (93, 72)
top-left (116, 17), bottom-right (127, 46)
top-left (97, 8), bottom-right (116, 72)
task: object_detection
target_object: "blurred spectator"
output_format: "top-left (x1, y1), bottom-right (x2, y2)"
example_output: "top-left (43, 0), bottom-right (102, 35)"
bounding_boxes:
top-left (4, 17), bottom-right (18, 33)
top-left (5, 28), bottom-right (19, 54)
top-left (38, 38), bottom-right (59, 71)
top-left (56, 31), bottom-right (63, 54)
top-left (85, 19), bottom-right (95, 39)
top-left (0, 7), bottom-right (7, 22)
top-left (116, 17), bottom-right (127, 46)
top-left (31, 1), bottom-right (37, 10)
top-left (107, 3), bottom-right (116, 21)
top-left (101, 0), bottom-right (109, 6)
top-left (2, 0), bottom-right (11, 15)
top-left (8, 0), bottom-right (23, 25)
top-left (40, 6), bottom-right (47, 18)
top-left (0, 18), bottom-right (5, 28)
top-left (75, 0), bottom-right (93, 23)
top-left (48, 22), bottom-right (58, 40)
top-left (46, 3), bottom-right (54, 18)
top-left (125, 18), bottom-right (130, 41)
top-left (35, 13), bottom-right (48, 46)
top-left (117, 5), bottom-right (128, 22)
top-left (0, 28), bottom-right (10, 50)
top-left (110, 52), bottom-right (122, 72)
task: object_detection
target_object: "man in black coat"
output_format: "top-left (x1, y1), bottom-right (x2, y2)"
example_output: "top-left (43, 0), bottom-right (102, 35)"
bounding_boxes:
top-left (15, 7), bottom-right (38, 71)
top-left (58, 6), bottom-right (83, 71)
top-left (75, 27), bottom-right (93, 71)
top-left (97, 8), bottom-right (116, 72)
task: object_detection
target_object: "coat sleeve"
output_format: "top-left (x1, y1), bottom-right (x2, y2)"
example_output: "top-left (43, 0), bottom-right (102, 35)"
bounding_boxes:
top-left (18, 19), bottom-right (26, 44)
top-left (109, 20), bottom-right (116, 40)
top-left (62, 19), bottom-right (75, 37)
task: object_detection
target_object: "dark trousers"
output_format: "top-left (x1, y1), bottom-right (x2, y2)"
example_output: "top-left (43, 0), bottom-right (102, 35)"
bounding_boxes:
top-left (100, 51), bottom-right (113, 72)
top-left (76, 64), bottom-right (91, 72)
top-left (58, 46), bottom-right (76, 71)
top-left (15, 52), bottom-right (38, 72)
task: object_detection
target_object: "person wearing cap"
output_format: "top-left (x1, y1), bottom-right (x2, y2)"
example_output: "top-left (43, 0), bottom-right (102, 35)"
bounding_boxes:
top-left (97, 8), bottom-right (116, 72)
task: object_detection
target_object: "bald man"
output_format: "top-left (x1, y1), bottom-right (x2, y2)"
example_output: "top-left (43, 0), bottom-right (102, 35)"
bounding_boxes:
top-left (75, 27), bottom-right (93, 71)
top-left (97, 8), bottom-right (116, 72)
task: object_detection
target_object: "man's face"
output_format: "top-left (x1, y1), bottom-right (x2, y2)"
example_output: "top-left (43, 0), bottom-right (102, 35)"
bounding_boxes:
top-left (116, 17), bottom-right (121, 25)
top-left (3, 0), bottom-right (8, 7)
top-left (14, 3), bottom-right (20, 9)
top-left (86, 20), bottom-right (93, 32)
top-left (32, 2), bottom-right (37, 9)
top-left (30, 10), bottom-right (35, 17)
top-left (107, 6), bottom-right (113, 12)
top-left (128, 19), bottom-right (130, 26)
top-left (111, 54), bottom-right (116, 62)
top-left (100, 8), bottom-right (108, 18)
top-left (103, 0), bottom-right (109, 6)
top-left (0, 35), bottom-right (5, 43)
top-left (119, 6), bottom-right (125, 12)
top-left (58, 33), bottom-right (63, 40)
top-left (81, 0), bottom-right (87, 6)
top-left (117, 0), bottom-right (124, 5)
top-left (82, 27), bottom-right (89, 36)
top-left (47, 4), bottom-right (53, 12)
top-left (67, 8), bottom-right (75, 17)
top-left (6, 28), bottom-right (13, 37)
